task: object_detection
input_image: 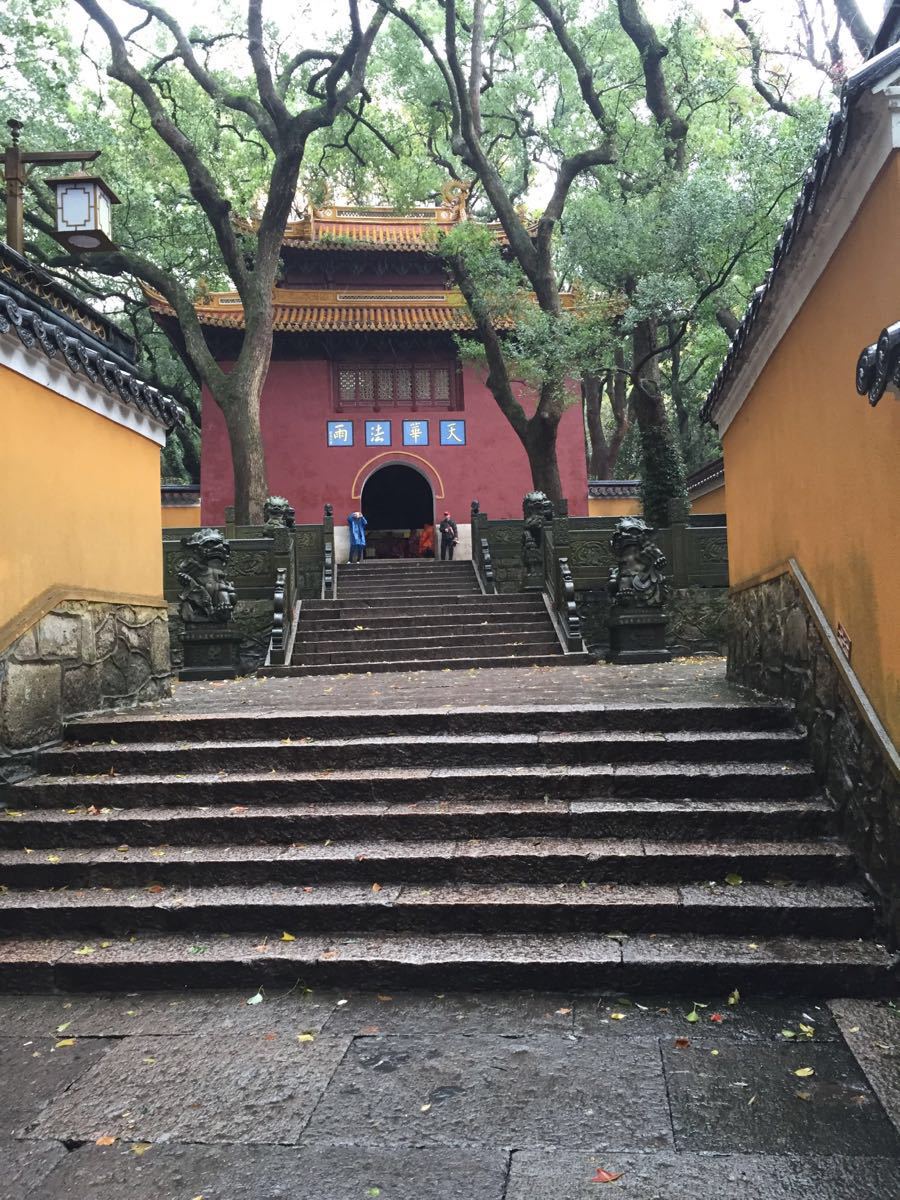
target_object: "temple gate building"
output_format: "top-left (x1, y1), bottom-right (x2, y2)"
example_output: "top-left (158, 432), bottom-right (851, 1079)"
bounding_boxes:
top-left (150, 193), bottom-right (588, 558)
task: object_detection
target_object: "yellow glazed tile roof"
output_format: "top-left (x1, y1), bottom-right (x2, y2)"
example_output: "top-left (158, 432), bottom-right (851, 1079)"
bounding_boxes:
top-left (147, 287), bottom-right (576, 333)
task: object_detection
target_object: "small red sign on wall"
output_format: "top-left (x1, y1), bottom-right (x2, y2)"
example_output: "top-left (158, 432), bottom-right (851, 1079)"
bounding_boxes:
top-left (836, 622), bottom-right (851, 661)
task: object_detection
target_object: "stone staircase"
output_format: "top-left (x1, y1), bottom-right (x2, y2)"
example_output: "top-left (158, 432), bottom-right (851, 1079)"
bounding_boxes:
top-left (278, 559), bottom-right (590, 675)
top-left (0, 697), bottom-right (893, 993)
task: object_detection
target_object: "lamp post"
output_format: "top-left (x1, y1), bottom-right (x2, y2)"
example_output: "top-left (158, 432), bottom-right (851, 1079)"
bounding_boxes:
top-left (3, 118), bottom-right (117, 256)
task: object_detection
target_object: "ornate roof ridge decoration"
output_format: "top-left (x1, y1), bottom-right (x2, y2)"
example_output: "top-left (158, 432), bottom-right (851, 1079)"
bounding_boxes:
top-left (856, 321), bottom-right (900, 406)
top-left (0, 241), bottom-right (133, 352)
top-left (234, 181), bottom-right (535, 253)
top-left (702, 40), bottom-right (900, 425)
top-left (0, 291), bottom-right (183, 430)
top-left (686, 456), bottom-right (725, 491)
top-left (588, 479), bottom-right (641, 498)
top-left (147, 284), bottom-right (575, 334)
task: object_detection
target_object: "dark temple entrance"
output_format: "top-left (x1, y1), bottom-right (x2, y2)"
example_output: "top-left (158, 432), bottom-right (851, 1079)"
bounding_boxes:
top-left (361, 464), bottom-right (434, 558)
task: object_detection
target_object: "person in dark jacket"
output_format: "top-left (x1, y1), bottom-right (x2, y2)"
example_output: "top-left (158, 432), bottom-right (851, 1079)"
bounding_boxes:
top-left (439, 511), bottom-right (458, 560)
top-left (347, 511), bottom-right (367, 562)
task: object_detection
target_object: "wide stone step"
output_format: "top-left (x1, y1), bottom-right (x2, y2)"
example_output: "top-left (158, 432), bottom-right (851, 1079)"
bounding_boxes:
top-left (0, 931), bottom-right (891, 994)
top-left (34, 730), bottom-right (810, 776)
top-left (297, 614), bottom-right (549, 633)
top-left (274, 653), bottom-right (597, 676)
top-left (14, 761), bottom-right (817, 808)
top-left (293, 630), bottom-right (557, 654)
top-left (303, 596), bottom-right (546, 614)
top-left (0, 881), bottom-right (874, 939)
top-left (0, 798), bottom-right (834, 851)
top-left (291, 641), bottom-right (564, 666)
top-left (336, 584), bottom-right (484, 597)
top-left (0, 837), bottom-right (853, 886)
top-left (64, 702), bottom-right (797, 743)
top-left (338, 562), bottom-right (475, 572)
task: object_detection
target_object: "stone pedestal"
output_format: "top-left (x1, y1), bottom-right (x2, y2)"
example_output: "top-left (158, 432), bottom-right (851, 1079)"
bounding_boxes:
top-left (607, 609), bottom-right (671, 664)
top-left (179, 628), bottom-right (243, 681)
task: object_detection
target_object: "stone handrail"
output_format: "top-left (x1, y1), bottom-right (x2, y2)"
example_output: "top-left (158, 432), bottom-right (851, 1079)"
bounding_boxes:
top-left (266, 526), bottom-right (297, 666)
top-left (539, 504), bottom-right (584, 653)
top-left (470, 501), bottom-right (498, 595)
top-left (322, 503), bottom-right (336, 600)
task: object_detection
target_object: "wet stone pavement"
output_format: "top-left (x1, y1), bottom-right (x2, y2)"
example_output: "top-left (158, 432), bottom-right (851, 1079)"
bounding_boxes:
top-left (99, 657), bottom-right (742, 718)
top-left (1, 989), bottom-right (899, 1199)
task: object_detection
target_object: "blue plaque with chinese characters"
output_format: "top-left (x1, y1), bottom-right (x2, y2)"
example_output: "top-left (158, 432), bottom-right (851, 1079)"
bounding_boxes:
top-left (365, 420), bottom-right (392, 447)
top-left (327, 420), bottom-right (353, 446)
top-left (439, 419), bottom-right (466, 446)
top-left (402, 419), bottom-right (429, 446)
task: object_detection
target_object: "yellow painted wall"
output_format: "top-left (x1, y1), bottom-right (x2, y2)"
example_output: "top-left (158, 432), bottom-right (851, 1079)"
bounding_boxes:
top-left (722, 154), bottom-right (900, 742)
top-left (587, 495), bottom-right (642, 517)
top-left (0, 364), bottom-right (164, 646)
top-left (690, 483), bottom-right (727, 517)
top-left (162, 504), bottom-right (201, 529)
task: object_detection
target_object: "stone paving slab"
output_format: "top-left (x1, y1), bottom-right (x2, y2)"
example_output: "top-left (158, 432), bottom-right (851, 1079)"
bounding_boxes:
top-left (25, 1034), bottom-right (352, 1145)
top-left (505, 1150), bottom-right (900, 1199)
top-left (662, 1039), bottom-right (900, 1156)
top-left (303, 1032), bottom-right (672, 1150)
top-left (322, 990), bottom-right (576, 1037)
top-left (77, 659), bottom-right (741, 718)
top-left (28, 1142), bottom-right (509, 1200)
top-left (0, 1136), bottom-right (68, 1200)
top-left (0, 1036), bottom-right (114, 1127)
top-left (830, 998), bottom-right (900, 1133)
top-left (1, 989), bottom-right (898, 1200)
top-left (573, 994), bottom-right (841, 1041)
top-left (0, 989), bottom-right (340, 1038)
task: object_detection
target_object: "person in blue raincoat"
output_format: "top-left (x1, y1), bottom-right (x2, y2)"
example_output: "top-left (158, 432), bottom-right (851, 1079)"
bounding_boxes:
top-left (348, 510), bottom-right (367, 563)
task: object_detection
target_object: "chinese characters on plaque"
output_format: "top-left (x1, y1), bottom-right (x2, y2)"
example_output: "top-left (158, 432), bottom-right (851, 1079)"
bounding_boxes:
top-left (439, 420), bottom-right (466, 445)
top-left (402, 419), bottom-right (428, 446)
top-left (327, 420), bottom-right (466, 447)
top-left (326, 420), bottom-right (353, 446)
top-left (365, 420), bottom-right (392, 447)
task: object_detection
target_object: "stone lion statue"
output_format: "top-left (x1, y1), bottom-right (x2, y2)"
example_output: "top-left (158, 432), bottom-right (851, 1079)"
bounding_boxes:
top-left (608, 517), bottom-right (667, 608)
top-left (263, 495), bottom-right (296, 529)
top-left (176, 529), bottom-right (237, 624)
top-left (521, 491), bottom-right (553, 569)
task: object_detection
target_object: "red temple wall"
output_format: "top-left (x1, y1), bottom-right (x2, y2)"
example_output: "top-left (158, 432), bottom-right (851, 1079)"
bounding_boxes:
top-left (200, 360), bottom-right (588, 524)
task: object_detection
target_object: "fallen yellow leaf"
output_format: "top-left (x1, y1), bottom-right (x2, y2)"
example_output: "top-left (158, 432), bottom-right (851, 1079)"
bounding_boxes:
top-left (297, 1032), bottom-right (315, 1043)
top-left (55, 1038), bottom-right (76, 1048)
top-left (794, 1067), bottom-right (815, 1077)
top-left (130, 1143), bottom-right (152, 1156)
top-left (280, 931), bottom-right (296, 942)
top-left (609, 1012), bottom-right (626, 1021)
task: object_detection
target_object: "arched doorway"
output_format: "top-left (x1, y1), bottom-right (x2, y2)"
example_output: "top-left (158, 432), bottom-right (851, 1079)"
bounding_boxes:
top-left (361, 463), bottom-right (434, 558)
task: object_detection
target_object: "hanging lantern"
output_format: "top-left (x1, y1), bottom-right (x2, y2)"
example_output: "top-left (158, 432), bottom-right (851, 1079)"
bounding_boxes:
top-left (45, 172), bottom-right (120, 252)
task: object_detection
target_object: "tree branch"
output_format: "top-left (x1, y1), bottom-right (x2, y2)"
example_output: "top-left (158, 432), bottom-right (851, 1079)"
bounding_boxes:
top-left (75, 0), bottom-right (252, 294)
top-left (725, 1), bottom-right (798, 116)
top-left (120, 0), bottom-right (278, 144)
top-left (616, 0), bottom-right (688, 166)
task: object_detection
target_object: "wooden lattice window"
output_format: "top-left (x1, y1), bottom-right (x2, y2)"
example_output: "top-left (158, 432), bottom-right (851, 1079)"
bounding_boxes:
top-left (334, 363), bottom-right (459, 411)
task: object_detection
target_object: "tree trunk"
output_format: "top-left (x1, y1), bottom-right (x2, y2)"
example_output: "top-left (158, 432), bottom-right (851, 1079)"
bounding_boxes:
top-left (217, 383), bottom-right (268, 525)
top-left (583, 373), bottom-right (610, 478)
top-left (668, 323), bottom-right (690, 455)
top-left (631, 315), bottom-right (686, 528)
top-left (524, 414), bottom-right (564, 503)
top-left (606, 350), bottom-right (630, 475)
